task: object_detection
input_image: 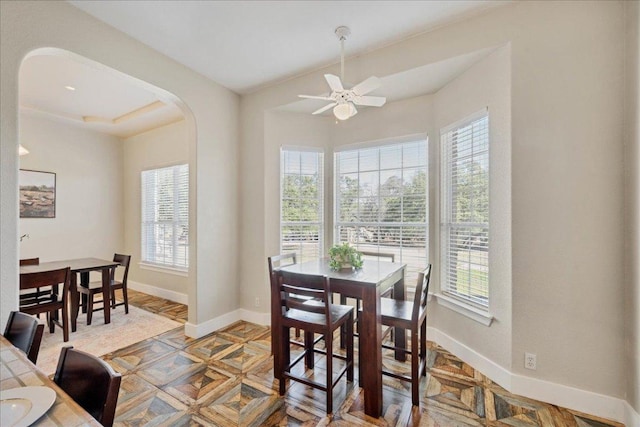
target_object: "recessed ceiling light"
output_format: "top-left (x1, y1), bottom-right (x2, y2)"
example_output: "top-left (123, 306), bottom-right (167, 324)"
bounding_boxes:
top-left (64, 86), bottom-right (76, 91)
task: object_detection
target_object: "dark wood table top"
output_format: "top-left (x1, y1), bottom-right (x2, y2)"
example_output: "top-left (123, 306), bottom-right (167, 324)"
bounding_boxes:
top-left (19, 257), bottom-right (119, 274)
top-left (278, 257), bottom-right (405, 286)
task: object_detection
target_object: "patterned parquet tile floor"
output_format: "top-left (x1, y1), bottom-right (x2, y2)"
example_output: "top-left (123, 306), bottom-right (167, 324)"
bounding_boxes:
top-left (103, 290), bottom-right (624, 427)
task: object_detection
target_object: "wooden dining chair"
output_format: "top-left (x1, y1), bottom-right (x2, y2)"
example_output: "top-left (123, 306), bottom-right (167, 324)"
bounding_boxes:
top-left (378, 264), bottom-right (431, 406)
top-left (3, 311), bottom-right (44, 364)
top-left (268, 253), bottom-right (323, 352)
top-left (20, 267), bottom-right (71, 342)
top-left (340, 250), bottom-right (396, 348)
top-left (274, 269), bottom-right (354, 414)
top-left (78, 253), bottom-right (131, 325)
top-left (54, 346), bottom-right (122, 427)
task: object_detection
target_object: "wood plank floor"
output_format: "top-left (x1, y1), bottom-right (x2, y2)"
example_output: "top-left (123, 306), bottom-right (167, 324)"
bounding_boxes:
top-left (102, 289), bottom-right (624, 426)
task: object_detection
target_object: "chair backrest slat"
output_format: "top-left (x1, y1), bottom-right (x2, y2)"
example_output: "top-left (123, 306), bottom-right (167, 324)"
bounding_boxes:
top-left (19, 257), bottom-right (40, 266)
top-left (412, 264), bottom-right (432, 322)
top-left (276, 270), bottom-right (331, 327)
top-left (360, 251), bottom-right (395, 263)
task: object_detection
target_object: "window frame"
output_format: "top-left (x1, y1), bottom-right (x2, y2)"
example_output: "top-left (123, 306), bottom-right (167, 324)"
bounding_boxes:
top-left (440, 110), bottom-right (490, 311)
top-left (140, 163), bottom-right (189, 272)
top-left (333, 137), bottom-right (429, 282)
top-left (279, 146), bottom-right (325, 262)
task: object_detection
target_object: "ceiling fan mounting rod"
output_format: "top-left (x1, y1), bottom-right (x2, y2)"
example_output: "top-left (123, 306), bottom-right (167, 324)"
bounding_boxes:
top-left (335, 26), bottom-right (350, 83)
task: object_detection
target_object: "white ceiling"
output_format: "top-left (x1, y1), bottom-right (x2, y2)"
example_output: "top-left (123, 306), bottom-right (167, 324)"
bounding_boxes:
top-left (20, 54), bottom-right (184, 138)
top-left (20, 1), bottom-right (509, 137)
top-left (68, 0), bottom-right (508, 94)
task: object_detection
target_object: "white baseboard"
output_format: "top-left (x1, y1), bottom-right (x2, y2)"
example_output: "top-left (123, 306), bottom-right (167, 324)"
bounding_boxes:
top-left (184, 309), bottom-right (242, 338)
top-left (128, 280), bottom-right (188, 305)
top-left (239, 309), bottom-right (270, 326)
top-left (427, 326), bottom-right (629, 424)
top-left (625, 401), bottom-right (640, 427)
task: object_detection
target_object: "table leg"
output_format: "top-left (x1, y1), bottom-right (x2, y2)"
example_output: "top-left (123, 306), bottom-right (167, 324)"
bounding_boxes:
top-left (70, 273), bottom-right (79, 332)
top-left (393, 276), bottom-right (406, 362)
top-left (359, 285), bottom-right (382, 417)
top-left (102, 267), bottom-right (111, 324)
top-left (80, 272), bottom-right (89, 313)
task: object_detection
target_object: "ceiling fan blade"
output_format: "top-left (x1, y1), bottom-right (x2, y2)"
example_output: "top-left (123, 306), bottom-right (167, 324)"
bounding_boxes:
top-left (299, 94), bottom-right (334, 101)
top-left (324, 74), bottom-right (344, 92)
top-left (352, 95), bottom-right (387, 107)
top-left (350, 104), bottom-right (358, 117)
top-left (352, 76), bottom-right (381, 96)
top-left (312, 103), bottom-right (337, 115)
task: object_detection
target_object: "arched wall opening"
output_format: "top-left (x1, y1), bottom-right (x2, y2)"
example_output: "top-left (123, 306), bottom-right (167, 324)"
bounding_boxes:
top-left (16, 47), bottom-right (197, 326)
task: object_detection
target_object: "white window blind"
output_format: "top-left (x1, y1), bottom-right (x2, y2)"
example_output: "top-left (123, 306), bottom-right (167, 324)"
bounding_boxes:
top-left (280, 148), bottom-right (324, 262)
top-left (441, 112), bottom-right (489, 308)
top-left (334, 140), bottom-right (428, 283)
top-left (141, 164), bottom-right (189, 270)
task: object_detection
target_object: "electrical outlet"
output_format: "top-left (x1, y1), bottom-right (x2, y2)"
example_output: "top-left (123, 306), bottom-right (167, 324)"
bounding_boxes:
top-left (254, 297), bottom-right (260, 308)
top-left (525, 352), bottom-right (537, 370)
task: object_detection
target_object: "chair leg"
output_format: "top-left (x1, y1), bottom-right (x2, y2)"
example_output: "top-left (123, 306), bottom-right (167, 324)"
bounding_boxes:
top-left (325, 329), bottom-right (333, 414)
top-left (420, 320), bottom-right (427, 377)
top-left (87, 293), bottom-right (94, 326)
top-left (47, 312), bottom-right (55, 333)
top-left (304, 331), bottom-right (315, 369)
top-left (111, 289), bottom-right (116, 309)
top-left (411, 328), bottom-right (419, 406)
top-left (279, 326), bottom-right (290, 395)
top-left (123, 286), bottom-right (129, 314)
top-left (339, 295), bottom-right (347, 349)
top-left (62, 297), bottom-right (69, 343)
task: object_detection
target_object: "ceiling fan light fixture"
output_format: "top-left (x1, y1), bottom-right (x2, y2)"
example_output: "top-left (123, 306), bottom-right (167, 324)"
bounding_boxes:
top-left (19, 144), bottom-right (29, 156)
top-left (333, 102), bottom-right (355, 120)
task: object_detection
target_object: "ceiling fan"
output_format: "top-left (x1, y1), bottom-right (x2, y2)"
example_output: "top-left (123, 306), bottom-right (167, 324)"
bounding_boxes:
top-left (299, 26), bottom-right (386, 121)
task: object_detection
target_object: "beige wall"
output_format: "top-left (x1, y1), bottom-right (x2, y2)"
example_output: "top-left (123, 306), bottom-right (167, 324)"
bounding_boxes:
top-left (432, 46), bottom-right (512, 370)
top-left (19, 115), bottom-right (123, 264)
top-left (625, 0), bottom-right (640, 415)
top-left (0, 1), bottom-right (240, 330)
top-left (122, 120), bottom-right (189, 296)
top-left (241, 0), bottom-right (626, 403)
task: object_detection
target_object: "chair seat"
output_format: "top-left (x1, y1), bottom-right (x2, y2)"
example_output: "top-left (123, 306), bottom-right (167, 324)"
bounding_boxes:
top-left (380, 297), bottom-right (414, 326)
top-left (79, 280), bottom-right (123, 293)
top-left (283, 304), bottom-right (353, 332)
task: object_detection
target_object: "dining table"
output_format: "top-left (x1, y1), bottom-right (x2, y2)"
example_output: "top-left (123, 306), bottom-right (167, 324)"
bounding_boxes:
top-left (274, 257), bottom-right (406, 418)
top-left (19, 258), bottom-right (120, 331)
top-left (0, 335), bottom-right (101, 426)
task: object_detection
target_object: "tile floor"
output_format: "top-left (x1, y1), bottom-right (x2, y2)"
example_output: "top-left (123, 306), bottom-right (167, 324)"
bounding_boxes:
top-left (102, 290), bottom-right (624, 426)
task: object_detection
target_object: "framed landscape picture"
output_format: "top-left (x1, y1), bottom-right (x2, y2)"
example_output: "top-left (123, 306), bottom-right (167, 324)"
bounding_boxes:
top-left (19, 169), bottom-right (56, 218)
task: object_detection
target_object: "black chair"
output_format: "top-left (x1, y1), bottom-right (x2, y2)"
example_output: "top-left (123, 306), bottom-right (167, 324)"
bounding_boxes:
top-left (378, 264), bottom-right (431, 406)
top-left (54, 346), bottom-right (122, 427)
top-left (78, 254), bottom-right (131, 325)
top-left (274, 269), bottom-right (354, 414)
top-left (3, 311), bottom-right (44, 364)
top-left (20, 267), bottom-right (71, 342)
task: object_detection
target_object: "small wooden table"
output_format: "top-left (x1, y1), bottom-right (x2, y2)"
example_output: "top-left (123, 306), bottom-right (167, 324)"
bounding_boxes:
top-left (0, 335), bottom-right (101, 426)
top-left (275, 258), bottom-right (406, 418)
top-left (20, 258), bottom-right (119, 331)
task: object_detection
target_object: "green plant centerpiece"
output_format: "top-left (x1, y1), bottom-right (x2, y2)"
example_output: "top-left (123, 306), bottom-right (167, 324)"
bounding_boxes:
top-left (328, 243), bottom-right (364, 270)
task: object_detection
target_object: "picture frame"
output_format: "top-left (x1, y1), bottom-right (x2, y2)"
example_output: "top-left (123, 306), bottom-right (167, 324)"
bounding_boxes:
top-left (19, 169), bottom-right (56, 218)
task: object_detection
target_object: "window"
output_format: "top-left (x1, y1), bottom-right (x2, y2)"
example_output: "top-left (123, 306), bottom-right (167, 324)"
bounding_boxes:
top-left (334, 140), bottom-right (428, 282)
top-left (280, 148), bottom-right (324, 262)
top-left (141, 164), bottom-right (189, 270)
top-left (441, 112), bottom-right (489, 308)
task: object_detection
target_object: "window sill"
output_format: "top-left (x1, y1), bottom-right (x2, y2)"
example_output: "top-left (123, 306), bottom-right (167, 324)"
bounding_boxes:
top-left (434, 293), bottom-right (494, 326)
top-left (139, 262), bottom-right (188, 277)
